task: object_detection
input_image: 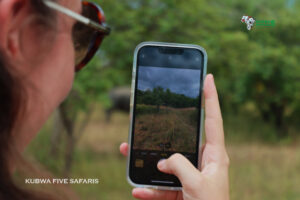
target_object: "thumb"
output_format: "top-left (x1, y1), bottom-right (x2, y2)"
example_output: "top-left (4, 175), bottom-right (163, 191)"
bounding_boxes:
top-left (157, 153), bottom-right (201, 187)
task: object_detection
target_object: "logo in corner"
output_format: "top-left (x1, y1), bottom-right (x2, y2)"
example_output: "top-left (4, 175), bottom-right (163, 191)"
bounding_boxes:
top-left (241, 15), bottom-right (255, 31)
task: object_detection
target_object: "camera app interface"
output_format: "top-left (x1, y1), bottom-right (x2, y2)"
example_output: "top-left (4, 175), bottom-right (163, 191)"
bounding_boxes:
top-left (130, 46), bottom-right (204, 186)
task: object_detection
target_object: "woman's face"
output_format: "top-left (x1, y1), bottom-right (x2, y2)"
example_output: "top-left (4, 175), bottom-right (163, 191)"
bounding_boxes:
top-left (0, 0), bottom-right (82, 151)
top-left (27, 0), bottom-right (82, 106)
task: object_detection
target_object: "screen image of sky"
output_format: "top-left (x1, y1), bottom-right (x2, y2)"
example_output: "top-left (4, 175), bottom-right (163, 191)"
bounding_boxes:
top-left (138, 66), bottom-right (201, 98)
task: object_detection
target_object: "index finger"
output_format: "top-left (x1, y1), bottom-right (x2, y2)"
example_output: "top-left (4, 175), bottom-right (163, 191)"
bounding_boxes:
top-left (203, 74), bottom-right (225, 147)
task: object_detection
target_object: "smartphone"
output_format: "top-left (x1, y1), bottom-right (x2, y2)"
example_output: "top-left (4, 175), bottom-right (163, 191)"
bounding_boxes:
top-left (127, 42), bottom-right (207, 190)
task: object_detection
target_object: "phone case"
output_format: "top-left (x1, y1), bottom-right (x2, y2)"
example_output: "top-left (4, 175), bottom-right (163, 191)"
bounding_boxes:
top-left (126, 41), bottom-right (208, 191)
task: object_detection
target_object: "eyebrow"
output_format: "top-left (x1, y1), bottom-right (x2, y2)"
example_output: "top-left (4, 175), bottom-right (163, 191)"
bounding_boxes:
top-left (42, 0), bottom-right (110, 34)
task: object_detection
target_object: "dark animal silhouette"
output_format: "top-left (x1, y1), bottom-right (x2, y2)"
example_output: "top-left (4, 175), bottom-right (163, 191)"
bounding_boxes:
top-left (106, 87), bottom-right (131, 121)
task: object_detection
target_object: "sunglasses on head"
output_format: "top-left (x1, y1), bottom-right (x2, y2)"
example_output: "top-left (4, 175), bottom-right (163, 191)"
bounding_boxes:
top-left (43, 0), bottom-right (111, 72)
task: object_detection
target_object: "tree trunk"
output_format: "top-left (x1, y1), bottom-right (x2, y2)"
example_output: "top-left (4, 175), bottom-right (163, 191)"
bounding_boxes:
top-left (59, 104), bottom-right (75, 178)
top-left (50, 109), bottom-right (63, 157)
top-left (64, 132), bottom-right (75, 178)
top-left (271, 103), bottom-right (287, 138)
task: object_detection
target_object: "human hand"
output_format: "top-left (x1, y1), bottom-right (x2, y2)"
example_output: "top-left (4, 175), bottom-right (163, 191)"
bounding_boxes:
top-left (120, 74), bottom-right (230, 200)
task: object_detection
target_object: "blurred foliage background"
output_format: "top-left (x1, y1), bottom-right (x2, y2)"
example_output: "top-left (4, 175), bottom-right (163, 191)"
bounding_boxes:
top-left (26, 0), bottom-right (300, 199)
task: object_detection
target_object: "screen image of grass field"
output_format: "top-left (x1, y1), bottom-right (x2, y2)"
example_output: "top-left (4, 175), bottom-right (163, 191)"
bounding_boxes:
top-left (133, 92), bottom-right (199, 153)
top-left (24, 0), bottom-right (300, 199)
top-left (133, 66), bottom-right (200, 153)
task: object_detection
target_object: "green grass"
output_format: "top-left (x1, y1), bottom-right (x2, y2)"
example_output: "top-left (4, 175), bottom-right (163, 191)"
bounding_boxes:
top-left (70, 150), bottom-right (132, 200)
top-left (26, 108), bottom-right (300, 200)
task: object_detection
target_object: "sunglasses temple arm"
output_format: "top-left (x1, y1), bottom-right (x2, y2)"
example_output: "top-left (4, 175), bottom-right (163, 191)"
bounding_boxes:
top-left (43, 0), bottom-right (110, 34)
top-left (89, 21), bottom-right (111, 34)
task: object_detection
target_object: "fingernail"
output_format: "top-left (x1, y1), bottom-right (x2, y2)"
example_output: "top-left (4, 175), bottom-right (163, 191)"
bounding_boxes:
top-left (208, 74), bottom-right (215, 88)
top-left (208, 73), bottom-right (214, 82)
top-left (157, 159), bottom-right (166, 170)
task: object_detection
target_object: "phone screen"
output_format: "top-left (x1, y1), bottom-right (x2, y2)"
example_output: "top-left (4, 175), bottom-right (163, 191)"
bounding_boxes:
top-left (129, 45), bottom-right (205, 187)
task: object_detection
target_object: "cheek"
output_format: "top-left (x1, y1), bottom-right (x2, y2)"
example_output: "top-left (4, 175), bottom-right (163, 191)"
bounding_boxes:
top-left (28, 33), bottom-right (76, 108)
top-left (51, 34), bottom-right (76, 101)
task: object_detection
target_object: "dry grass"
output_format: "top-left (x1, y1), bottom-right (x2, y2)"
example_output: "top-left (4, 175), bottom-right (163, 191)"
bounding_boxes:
top-left (77, 109), bottom-right (300, 200)
top-left (228, 144), bottom-right (300, 200)
top-left (133, 106), bottom-right (197, 152)
top-left (78, 109), bottom-right (130, 153)
top-left (28, 107), bottom-right (300, 200)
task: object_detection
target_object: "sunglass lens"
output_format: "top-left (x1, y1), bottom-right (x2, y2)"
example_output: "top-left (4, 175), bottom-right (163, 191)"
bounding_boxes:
top-left (73, 2), bottom-right (107, 71)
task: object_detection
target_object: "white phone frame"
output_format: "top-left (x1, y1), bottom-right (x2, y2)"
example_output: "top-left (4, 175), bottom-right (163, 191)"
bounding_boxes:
top-left (126, 41), bottom-right (208, 191)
